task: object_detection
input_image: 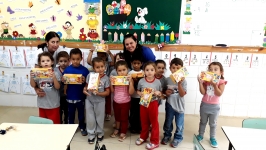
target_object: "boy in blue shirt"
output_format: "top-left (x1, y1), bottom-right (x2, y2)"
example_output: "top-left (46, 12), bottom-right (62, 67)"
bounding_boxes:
top-left (63, 48), bottom-right (89, 136)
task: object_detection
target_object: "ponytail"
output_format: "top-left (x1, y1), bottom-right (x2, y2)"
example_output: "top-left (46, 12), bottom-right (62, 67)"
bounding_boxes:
top-left (37, 43), bottom-right (47, 50)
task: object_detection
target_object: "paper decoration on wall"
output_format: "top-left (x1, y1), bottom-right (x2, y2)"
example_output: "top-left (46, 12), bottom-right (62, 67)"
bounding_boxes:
top-left (106, 0), bottom-right (130, 25)
top-left (41, 30), bottom-right (46, 36)
top-left (171, 52), bottom-right (181, 59)
top-left (154, 34), bottom-right (159, 43)
top-left (25, 48), bottom-right (37, 67)
top-left (7, 6), bottom-right (15, 14)
top-left (76, 14), bottom-right (82, 21)
top-left (135, 7), bottom-right (148, 24)
top-left (183, 17), bottom-right (191, 34)
top-left (9, 74), bottom-right (21, 94)
top-left (55, 0), bottom-right (61, 5)
top-left (200, 52), bottom-right (211, 66)
top-left (185, 0), bottom-right (192, 15)
top-left (251, 54), bottom-right (263, 68)
top-left (66, 10), bottom-right (72, 17)
top-left (155, 21), bottom-right (171, 30)
top-left (0, 49), bottom-right (11, 67)
top-left (63, 21), bottom-right (74, 39)
top-left (51, 15), bottom-right (56, 22)
top-left (56, 31), bottom-right (62, 38)
top-left (211, 53), bottom-right (223, 63)
top-left (87, 14), bottom-right (98, 40)
top-left (28, 1), bottom-right (33, 8)
top-left (162, 51), bottom-right (171, 63)
top-left (85, 3), bottom-right (100, 15)
top-left (263, 23), bottom-right (266, 47)
top-left (79, 28), bottom-right (87, 41)
top-left (190, 52), bottom-right (201, 66)
top-left (28, 23), bottom-right (37, 38)
top-left (22, 75), bottom-right (36, 95)
top-left (88, 28), bottom-right (99, 40)
top-left (241, 53), bottom-right (252, 68)
top-left (230, 53), bottom-right (242, 67)
top-left (221, 53), bottom-right (231, 67)
top-left (0, 72), bottom-right (10, 92)
top-left (181, 52), bottom-right (191, 66)
top-left (1, 22), bottom-right (12, 38)
top-left (10, 49), bottom-right (26, 67)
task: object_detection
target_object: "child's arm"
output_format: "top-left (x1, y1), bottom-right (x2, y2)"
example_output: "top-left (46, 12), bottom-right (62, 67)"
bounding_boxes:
top-left (198, 75), bottom-right (206, 95)
top-left (128, 78), bottom-right (135, 95)
top-left (178, 78), bottom-right (186, 97)
top-left (96, 88), bottom-right (110, 97)
top-left (87, 49), bottom-right (94, 66)
top-left (107, 50), bottom-right (115, 66)
top-left (51, 72), bottom-right (60, 90)
top-left (64, 84), bottom-right (67, 95)
top-left (212, 82), bottom-right (225, 96)
top-left (83, 83), bottom-right (90, 96)
top-left (30, 71), bottom-right (37, 88)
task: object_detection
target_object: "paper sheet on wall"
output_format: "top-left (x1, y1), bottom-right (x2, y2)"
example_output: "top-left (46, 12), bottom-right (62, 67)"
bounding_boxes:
top-left (190, 52), bottom-right (201, 66)
top-left (22, 76), bottom-right (36, 95)
top-left (251, 54), bottom-right (264, 68)
top-left (0, 49), bottom-right (11, 68)
top-left (221, 53), bottom-right (231, 67)
top-left (25, 48), bottom-right (37, 67)
top-left (0, 74), bottom-right (10, 92)
top-left (9, 76), bottom-right (21, 94)
top-left (161, 51), bottom-right (171, 76)
top-left (83, 51), bottom-right (94, 72)
top-left (200, 52), bottom-right (211, 66)
top-left (181, 52), bottom-right (190, 66)
top-left (211, 53), bottom-right (223, 63)
top-left (230, 53), bottom-right (242, 67)
top-left (241, 53), bottom-right (252, 68)
top-left (10, 49), bottom-right (26, 67)
top-left (171, 52), bottom-right (181, 60)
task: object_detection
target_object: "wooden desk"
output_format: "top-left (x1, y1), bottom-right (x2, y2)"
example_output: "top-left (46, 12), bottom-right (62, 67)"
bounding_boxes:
top-left (0, 123), bottom-right (78, 150)
top-left (222, 126), bottom-right (266, 150)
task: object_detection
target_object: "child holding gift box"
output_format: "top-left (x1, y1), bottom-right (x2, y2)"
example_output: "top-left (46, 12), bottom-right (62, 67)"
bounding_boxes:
top-left (135, 61), bottom-right (162, 150)
top-left (110, 52), bottom-right (126, 76)
top-left (30, 52), bottom-right (61, 124)
top-left (83, 57), bottom-right (110, 144)
top-left (196, 62), bottom-right (227, 148)
top-left (161, 58), bottom-right (187, 148)
top-left (63, 48), bottom-right (89, 136)
top-left (110, 60), bottom-right (134, 141)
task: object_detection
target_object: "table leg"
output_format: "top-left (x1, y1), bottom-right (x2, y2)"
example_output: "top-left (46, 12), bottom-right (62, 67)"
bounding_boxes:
top-left (228, 142), bottom-right (233, 150)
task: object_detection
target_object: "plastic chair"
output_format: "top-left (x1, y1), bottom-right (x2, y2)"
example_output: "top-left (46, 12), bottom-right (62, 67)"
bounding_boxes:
top-left (242, 118), bottom-right (266, 130)
top-left (193, 134), bottom-right (205, 150)
top-left (28, 116), bottom-right (53, 124)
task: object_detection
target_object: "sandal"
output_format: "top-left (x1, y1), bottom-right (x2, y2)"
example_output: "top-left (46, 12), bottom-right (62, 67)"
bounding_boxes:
top-left (118, 133), bottom-right (127, 142)
top-left (146, 143), bottom-right (159, 150)
top-left (135, 138), bottom-right (145, 145)
top-left (110, 129), bottom-right (119, 138)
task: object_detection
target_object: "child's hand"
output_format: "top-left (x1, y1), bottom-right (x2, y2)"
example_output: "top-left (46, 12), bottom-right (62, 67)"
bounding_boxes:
top-left (154, 91), bottom-right (162, 97)
top-left (83, 88), bottom-right (91, 96)
top-left (30, 71), bottom-right (35, 78)
top-left (49, 71), bottom-right (55, 79)
top-left (110, 76), bottom-right (114, 85)
top-left (178, 77), bottom-right (185, 84)
top-left (81, 76), bottom-right (85, 83)
top-left (89, 48), bottom-right (95, 52)
top-left (197, 75), bottom-right (203, 84)
top-left (105, 45), bottom-right (110, 53)
top-left (210, 76), bottom-right (218, 87)
top-left (61, 76), bottom-right (65, 83)
top-left (165, 89), bottom-right (173, 97)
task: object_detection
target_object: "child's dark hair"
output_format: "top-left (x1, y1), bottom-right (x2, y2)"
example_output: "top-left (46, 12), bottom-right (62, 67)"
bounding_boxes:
top-left (37, 52), bottom-right (54, 67)
top-left (92, 57), bottom-right (105, 68)
top-left (97, 52), bottom-right (108, 61)
top-left (143, 61), bottom-right (157, 71)
top-left (115, 60), bottom-right (128, 70)
top-left (170, 58), bottom-right (183, 67)
top-left (208, 62), bottom-right (224, 79)
top-left (155, 59), bottom-right (166, 67)
top-left (115, 52), bottom-right (125, 63)
top-left (131, 55), bottom-right (143, 63)
top-left (56, 51), bottom-right (69, 61)
top-left (70, 48), bottom-right (82, 58)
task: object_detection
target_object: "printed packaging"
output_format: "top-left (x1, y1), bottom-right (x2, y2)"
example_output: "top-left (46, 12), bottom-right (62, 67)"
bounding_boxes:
top-left (111, 76), bottom-right (129, 85)
top-left (87, 72), bottom-right (100, 91)
top-left (170, 67), bottom-right (189, 83)
top-left (199, 71), bottom-right (221, 83)
top-left (139, 88), bottom-right (154, 107)
top-left (31, 68), bottom-right (52, 79)
top-left (63, 74), bottom-right (82, 84)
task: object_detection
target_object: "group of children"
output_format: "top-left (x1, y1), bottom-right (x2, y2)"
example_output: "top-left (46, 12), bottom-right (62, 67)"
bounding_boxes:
top-left (30, 48), bottom-right (227, 150)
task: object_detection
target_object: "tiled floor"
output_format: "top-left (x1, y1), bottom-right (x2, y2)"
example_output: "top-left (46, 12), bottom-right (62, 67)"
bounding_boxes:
top-left (0, 106), bottom-right (245, 150)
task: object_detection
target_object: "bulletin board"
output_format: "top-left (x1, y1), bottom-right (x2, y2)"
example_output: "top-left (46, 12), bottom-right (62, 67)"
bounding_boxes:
top-left (0, 0), bottom-right (101, 42)
top-left (102, 0), bottom-right (182, 44)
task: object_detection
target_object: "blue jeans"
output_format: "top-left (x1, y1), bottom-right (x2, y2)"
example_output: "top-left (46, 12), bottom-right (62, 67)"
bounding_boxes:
top-left (163, 102), bottom-right (184, 142)
top-left (68, 101), bottom-right (85, 130)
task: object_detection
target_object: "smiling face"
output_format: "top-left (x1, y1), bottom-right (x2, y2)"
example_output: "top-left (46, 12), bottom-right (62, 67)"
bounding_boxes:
top-left (124, 37), bottom-right (137, 53)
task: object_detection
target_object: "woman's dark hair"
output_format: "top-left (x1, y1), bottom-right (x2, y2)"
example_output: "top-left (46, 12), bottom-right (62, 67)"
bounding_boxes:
top-left (37, 52), bottom-right (54, 68)
top-left (92, 57), bottom-right (105, 68)
top-left (56, 51), bottom-right (69, 61)
top-left (208, 62), bottom-right (224, 79)
top-left (115, 52), bottom-right (125, 63)
top-left (123, 34), bottom-right (143, 69)
top-left (37, 31), bottom-right (60, 50)
top-left (115, 60), bottom-right (128, 70)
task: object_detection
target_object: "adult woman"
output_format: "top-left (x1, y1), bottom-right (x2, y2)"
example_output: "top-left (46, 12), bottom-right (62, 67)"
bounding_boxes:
top-left (35, 31), bottom-right (61, 97)
top-left (123, 34), bottom-right (156, 69)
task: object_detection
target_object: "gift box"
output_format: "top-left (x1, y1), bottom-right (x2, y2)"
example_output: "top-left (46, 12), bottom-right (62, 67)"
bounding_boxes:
top-left (31, 68), bottom-right (52, 79)
top-left (139, 88), bottom-right (154, 108)
top-left (170, 67), bottom-right (189, 83)
top-left (199, 71), bottom-right (221, 83)
top-left (111, 76), bottom-right (129, 85)
top-left (130, 72), bottom-right (144, 78)
top-left (87, 73), bottom-right (100, 91)
top-left (63, 74), bottom-right (82, 84)
top-left (95, 43), bottom-right (107, 52)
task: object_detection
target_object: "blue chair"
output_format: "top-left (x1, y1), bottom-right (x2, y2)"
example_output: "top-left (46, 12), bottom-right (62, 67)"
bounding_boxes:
top-left (242, 118), bottom-right (266, 130)
top-left (193, 134), bottom-right (205, 150)
top-left (28, 116), bottom-right (53, 124)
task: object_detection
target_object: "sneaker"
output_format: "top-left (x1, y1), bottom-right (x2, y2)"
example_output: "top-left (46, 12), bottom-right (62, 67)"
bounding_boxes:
top-left (210, 138), bottom-right (218, 148)
top-left (80, 129), bottom-right (88, 136)
top-left (161, 136), bottom-right (170, 145)
top-left (97, 136), bottom-right (104, 142)
top-left (196, 135), bottom-right (203, 142)
top-left (105, 114), bottom-right (111, 121)
top-left (88, 138), bottom-right (95, 144)
top-left (171, 139), bottom-right (180, 148)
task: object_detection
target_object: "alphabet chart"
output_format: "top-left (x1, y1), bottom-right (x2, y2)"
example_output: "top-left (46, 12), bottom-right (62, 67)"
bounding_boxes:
top-left (10, 49), bottom-right (26, 67)
top-left (22, 75), bottom-right (36, 95)
top-left (9, 74), bottom-right (21, 94)
top-left (0, 49), bottom-right (11, 68)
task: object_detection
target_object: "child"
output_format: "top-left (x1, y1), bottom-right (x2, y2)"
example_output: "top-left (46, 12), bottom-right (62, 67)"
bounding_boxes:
top-left (155, 59), bottom-right (167, 105)
top-left (196, 62), bottom-right (227, 148)
top-left (54, 51), bottom-right (69, 124)
top-left (63, 48), bottom-right (89, 136)
top-left (135, 61), bottom-right (162, 150)
top-left (110, 60), bottom-right (134, 141)
top-left (87, 48), bottom-right (114, 121)
top-left (161, 58), bottom-right (187, 148)
top-left (83, 57), bottom-right (110, 144)
top-left (30, 52), bottom-right (61, 124)
top-left (110, 52), bottom-right (125, 76)
top-left (128, 56), bottom-right (144, 134)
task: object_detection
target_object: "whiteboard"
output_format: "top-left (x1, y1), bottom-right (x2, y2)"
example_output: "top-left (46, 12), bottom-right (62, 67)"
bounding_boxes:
top-left (179, 0), bottom-right (266, 46)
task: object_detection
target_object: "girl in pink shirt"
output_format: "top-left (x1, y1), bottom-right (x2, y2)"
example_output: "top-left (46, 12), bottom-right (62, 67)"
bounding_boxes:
top-left (196, 62), bottom-right (227, 148)
top-left (110, 60), bottom-right (135, 141)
